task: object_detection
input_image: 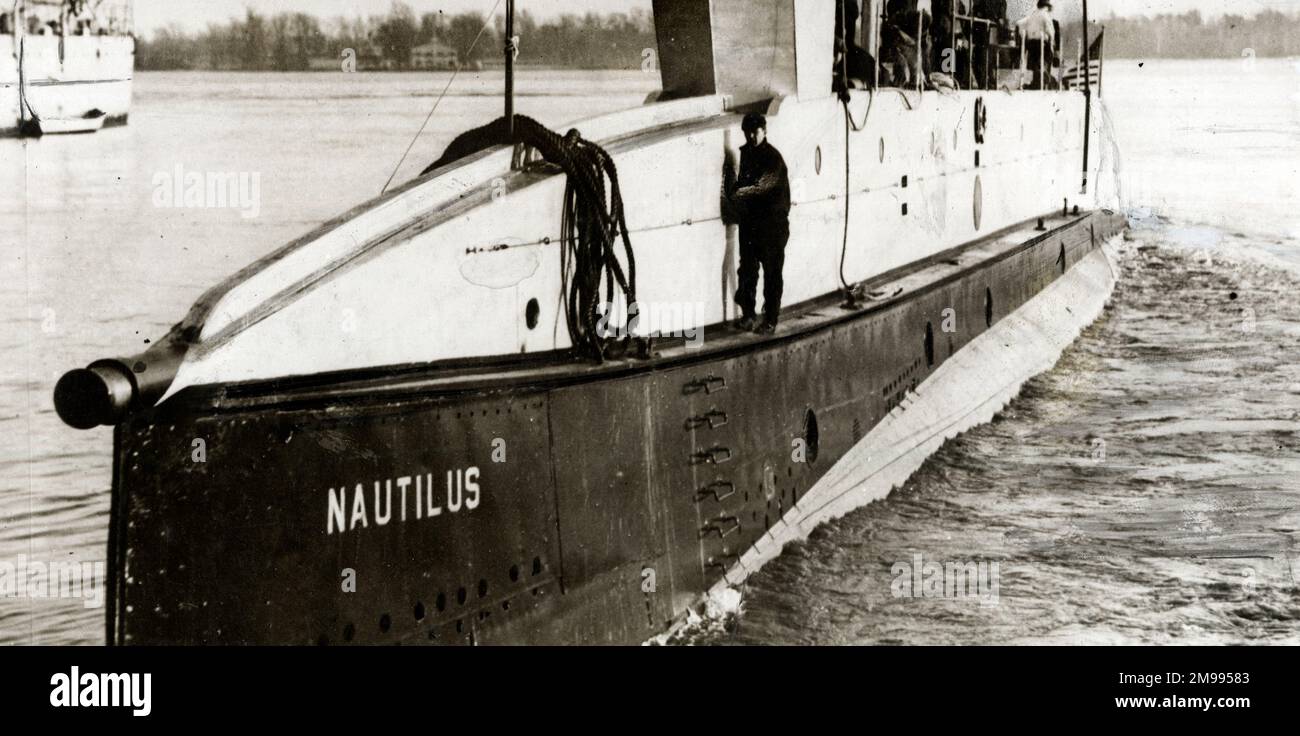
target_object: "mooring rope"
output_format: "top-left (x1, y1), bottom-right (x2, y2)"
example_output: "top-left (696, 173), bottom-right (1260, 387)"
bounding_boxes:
top-left (838, 91), bottom-right (874, 296)
top-left (427, 114), bottom-right (638, 362)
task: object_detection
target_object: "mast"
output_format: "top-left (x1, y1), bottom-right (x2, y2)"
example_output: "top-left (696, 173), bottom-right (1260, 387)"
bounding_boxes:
top-left (505, 0), bottom-right (515, 139)
top-left (1081, 0), bottom-right (1091, 194)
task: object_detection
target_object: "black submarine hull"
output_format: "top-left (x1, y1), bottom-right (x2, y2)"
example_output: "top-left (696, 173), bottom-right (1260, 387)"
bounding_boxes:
top-left (105, 210), bottom-right (1127, 645)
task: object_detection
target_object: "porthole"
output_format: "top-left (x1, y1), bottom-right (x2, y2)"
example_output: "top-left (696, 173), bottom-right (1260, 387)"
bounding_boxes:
top-left (1059, 242), bottom-right (1067, 274)
top-left (379, 613), bottom-right (391, 633)
top-left (985, 288), bottom-right (994, 327)
top-left (879, 137), bottom-right (885, 162)
top-left (973, 175), bottom-right (983, 230)
top-left (803, 409), bottom-right (820, 464)
top-left (525, 298), bottom-right (540, 330)
top-left (924, 322), bottom-right (936, 368)
top-left (414, 602), bottom-right (426, 622)
top-left (815, 145), bottom-right (822, 174)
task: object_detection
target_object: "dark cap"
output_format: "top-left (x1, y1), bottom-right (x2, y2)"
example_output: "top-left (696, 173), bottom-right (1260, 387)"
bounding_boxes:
top-left (742, 112), bottom-right (767, 132)
top-left (1037, 0), bottom-right (1052, 8)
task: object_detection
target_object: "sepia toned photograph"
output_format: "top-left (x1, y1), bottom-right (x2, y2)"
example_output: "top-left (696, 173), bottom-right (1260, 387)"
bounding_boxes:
top-left (2, 0), bottom-right (1297, 657)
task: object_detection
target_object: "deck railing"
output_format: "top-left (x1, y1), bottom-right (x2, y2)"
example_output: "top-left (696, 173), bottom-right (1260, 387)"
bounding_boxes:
top-left (863, 1), bottom-right (1090, 93)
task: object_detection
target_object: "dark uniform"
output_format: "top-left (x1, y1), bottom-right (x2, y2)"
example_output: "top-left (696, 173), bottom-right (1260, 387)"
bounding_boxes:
top-left (972, 0), bottom-right (1008, 89)
top-left (732, 137), bottom-right (791, 328)
top-left (835, 0), bottom-right (875, 88)
top-left (882, 0), bottom-right (926, 87)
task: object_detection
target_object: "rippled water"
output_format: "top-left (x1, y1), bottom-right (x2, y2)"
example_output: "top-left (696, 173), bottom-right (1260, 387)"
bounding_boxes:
top-left (707, 59), bottom-right (1300, 645)
top-left (709, 233), bottom-right (1300, 645)
top-left (2, 61), bottom-right (1297, 645)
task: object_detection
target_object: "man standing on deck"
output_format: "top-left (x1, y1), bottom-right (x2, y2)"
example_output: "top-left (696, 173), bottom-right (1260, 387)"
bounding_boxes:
top-left (835, 0), bottom-right (875, 90)
top-left (726, 113), bottom-right (791, 335)
top-left (1017, 0), bottom-right (1056, 89)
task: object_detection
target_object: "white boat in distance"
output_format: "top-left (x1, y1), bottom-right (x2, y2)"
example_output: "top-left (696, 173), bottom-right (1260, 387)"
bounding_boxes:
top-left (0, 0), bottom-right (134, 137)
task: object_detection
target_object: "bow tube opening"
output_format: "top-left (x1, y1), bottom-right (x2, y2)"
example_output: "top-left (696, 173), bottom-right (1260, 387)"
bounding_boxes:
top-left (53, 340), bottom-right (187, 430)
top-left (54, 362), bottom-right (137, 430)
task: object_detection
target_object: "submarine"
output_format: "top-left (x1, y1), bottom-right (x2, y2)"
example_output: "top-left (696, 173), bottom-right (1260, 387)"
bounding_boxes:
top-left (53, 0), bottom-right (1125, 644)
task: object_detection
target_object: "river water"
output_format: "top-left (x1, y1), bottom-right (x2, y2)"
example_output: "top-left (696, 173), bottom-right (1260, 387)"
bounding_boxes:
top-left (1, 61), bottom-right (1297, 645)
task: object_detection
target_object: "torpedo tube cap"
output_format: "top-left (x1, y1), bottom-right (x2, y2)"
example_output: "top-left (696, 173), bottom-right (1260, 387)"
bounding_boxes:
top-left (54, 340), bottom-right (186, 429)
top-left (54, 362), bottom-right (136, 430)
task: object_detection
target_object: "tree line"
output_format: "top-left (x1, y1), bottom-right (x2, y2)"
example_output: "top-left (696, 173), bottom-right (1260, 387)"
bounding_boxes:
top-left (1099, 10), bottom-right (1300, 59)
top-left (136, 2), bottom-right (656, 71)
top-left (135, 5), bottom-right (1300, 72)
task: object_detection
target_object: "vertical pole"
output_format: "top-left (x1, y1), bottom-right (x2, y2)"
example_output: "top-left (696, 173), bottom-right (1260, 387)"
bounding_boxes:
top-left (1082, 0), bottom-right (1092, 194)
top-left (505, 0), bottom-right (515, 139)
top-left (951, 3), bottom-right (961, 84)
top-left (1097, 27), bottom-right (1104, 96)
top-left (839, 0), bottom-right (848, 93)
top-left (916, 8), bottom-right (923, 92)
top-left (1082, 0), bottom-right (1091, 97)
top-left (872, 0), bottom-right (880, 90)
top-left (874, 0), bottom-right (883, 90)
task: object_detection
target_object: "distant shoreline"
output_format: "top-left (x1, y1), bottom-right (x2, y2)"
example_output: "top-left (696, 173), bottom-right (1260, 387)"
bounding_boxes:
top-left (133, 55), bottom-right (1298, 75)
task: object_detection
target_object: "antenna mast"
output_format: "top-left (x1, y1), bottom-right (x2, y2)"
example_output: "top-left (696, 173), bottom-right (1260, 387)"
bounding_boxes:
top-left (1082, 0), bottom-right (1091, 194)
top-left (505, 0), bottom-right (516, 139)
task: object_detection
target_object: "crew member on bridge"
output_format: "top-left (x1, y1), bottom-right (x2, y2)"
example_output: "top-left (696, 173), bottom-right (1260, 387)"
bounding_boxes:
top-left (881, 0), bottom-right (929, 87)
top-left (971, 0), bottom-right (1008, 89)
top-left (1017, 0), bottom-right (1056, 89)
top-left (835, 0), bottom-right (875, 90)
top-left (931, 0), bottom-right (968, 85)
top-left (727, 113), bottom-right (791, 335)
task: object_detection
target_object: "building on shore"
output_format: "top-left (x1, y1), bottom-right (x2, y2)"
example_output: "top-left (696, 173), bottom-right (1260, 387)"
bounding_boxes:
top-left (411, 41), bottom-right (458, 71)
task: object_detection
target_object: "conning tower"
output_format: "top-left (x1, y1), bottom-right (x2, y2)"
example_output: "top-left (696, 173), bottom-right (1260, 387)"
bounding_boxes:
top-left (651, 0), bottom-right (835, 104)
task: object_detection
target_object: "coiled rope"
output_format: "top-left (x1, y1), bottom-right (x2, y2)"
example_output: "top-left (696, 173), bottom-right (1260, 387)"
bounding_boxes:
top-left (425, 114), bottom-right (638, 362)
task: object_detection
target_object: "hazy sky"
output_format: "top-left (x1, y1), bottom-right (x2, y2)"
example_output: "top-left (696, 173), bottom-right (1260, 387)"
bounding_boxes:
top-left (134, 0), bottom-right (1300, 36)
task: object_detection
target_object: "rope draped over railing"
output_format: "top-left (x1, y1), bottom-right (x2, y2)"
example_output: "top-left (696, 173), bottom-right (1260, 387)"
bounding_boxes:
top-left (424, 114), bottom-right (639, 362)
